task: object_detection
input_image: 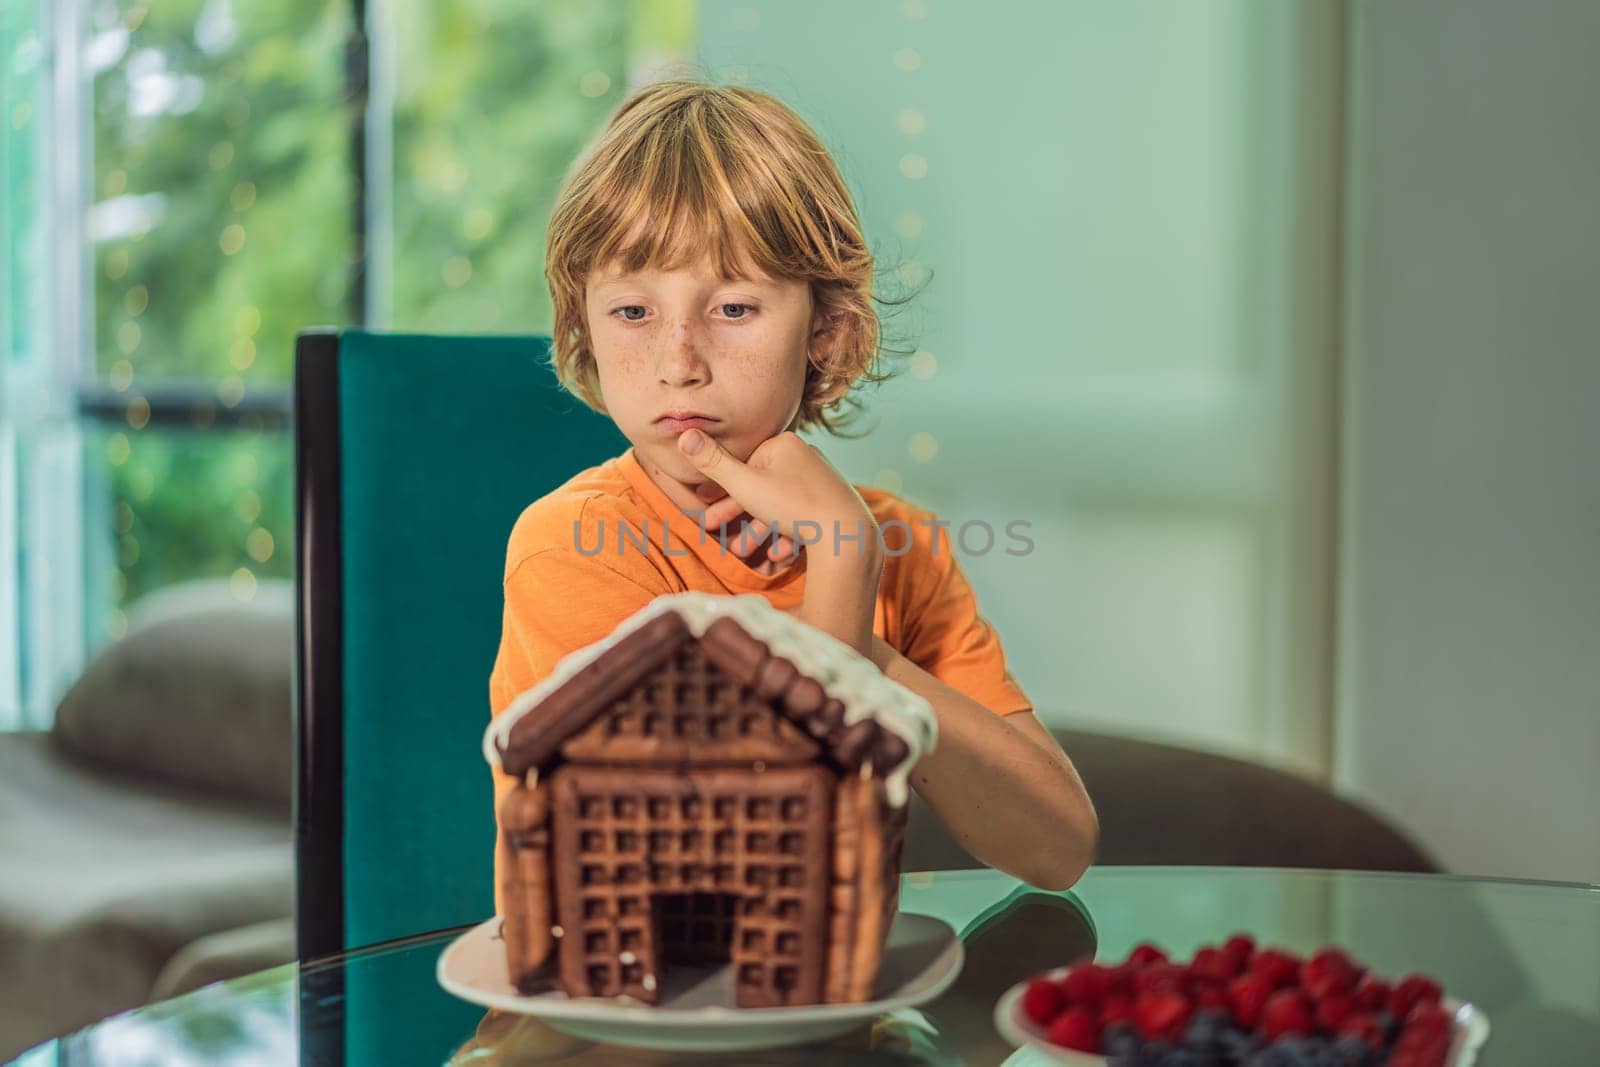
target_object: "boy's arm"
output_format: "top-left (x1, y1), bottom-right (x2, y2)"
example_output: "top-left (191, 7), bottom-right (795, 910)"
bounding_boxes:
top-left (858, 512), bottom-right (1097, 889)
top-left (794, 531), bottom-right (883, 658)
top-left (870, 634), bottom-right (1099, 891)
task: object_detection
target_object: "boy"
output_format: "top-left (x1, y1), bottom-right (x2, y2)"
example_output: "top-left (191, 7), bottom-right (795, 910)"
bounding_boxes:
top-left (489, 79), bottom-right (1097, 909)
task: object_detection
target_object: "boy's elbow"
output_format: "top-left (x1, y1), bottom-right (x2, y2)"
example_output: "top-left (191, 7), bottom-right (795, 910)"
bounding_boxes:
top-left (1022, 799), bottom-right (1100, 892)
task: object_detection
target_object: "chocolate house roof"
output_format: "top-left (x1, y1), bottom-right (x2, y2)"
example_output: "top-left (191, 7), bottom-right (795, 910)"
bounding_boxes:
top-left (484, 592), bottom-right (936, 806)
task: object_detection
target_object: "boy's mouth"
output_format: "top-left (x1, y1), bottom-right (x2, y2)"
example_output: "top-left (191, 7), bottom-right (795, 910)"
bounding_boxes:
top-left (654, 412), bottom-right (721, 434)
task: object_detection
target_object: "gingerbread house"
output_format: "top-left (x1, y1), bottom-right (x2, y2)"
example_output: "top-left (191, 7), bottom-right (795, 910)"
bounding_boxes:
top-left (483, 591), bottom-right (936, 1008)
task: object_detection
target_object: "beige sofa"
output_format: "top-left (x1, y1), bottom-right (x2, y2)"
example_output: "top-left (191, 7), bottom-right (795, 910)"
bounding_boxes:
top-left (0, 580), bottom-right (296, 1060)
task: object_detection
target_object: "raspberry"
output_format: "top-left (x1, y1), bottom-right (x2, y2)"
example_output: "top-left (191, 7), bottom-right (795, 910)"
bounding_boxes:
top-left (1352, 972), bottom-right (1391, 1011)
top-left (1192, 981), bottom-right (1229, 1012)
top-left (1098, 992), bottom-right (1134, 1029)
top-left (1337, 1012), bottom-right (1386, 1050)
top-left (1225, 973), bottom-right (1273, 1029)
top-left (1223, 932), bottom-right (1256, 970)
top-left (1044, 1006), bottom-right (1100, 1052)
top-left (1259, 988), bottom-right (1315, 1043)
top-left (1133, 990), bottom-right (1193, 1042)
top-left (1394, 1022), bottom-right (1451, 1066)
top-left (1020, 977), bottom-right (1066, 1026)
top-left (1189, 945), bottom-right (1233, 984)
top-left (1302, 946), bottom-right (1354, 980)
top-left (1132, 962), bottom-right (1188, 996)
top-left (1249, 947), bottom-right (1302, 989)
top-left (1389, 973), bottom-right (1444, 1019)
top-left (1302, 947), bottom-right (1359, 999)
top-left (1061, 962), bottom-right (1112, 1006)
top-left (1405, 1001), bottom-right (1453, 1036)
top-left (1127, 942), bottom-right (1170, 968)
top-left (1389, 1051), bottom-right (1446, 1067)
top-left (1314, 992), bottom-right (1354, 1032)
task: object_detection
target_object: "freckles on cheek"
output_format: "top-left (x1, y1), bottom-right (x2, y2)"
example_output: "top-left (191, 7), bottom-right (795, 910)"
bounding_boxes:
top-left (595, 339), bottom-right (648, 376)
top-left (612, 350), bottom-right (651, 378)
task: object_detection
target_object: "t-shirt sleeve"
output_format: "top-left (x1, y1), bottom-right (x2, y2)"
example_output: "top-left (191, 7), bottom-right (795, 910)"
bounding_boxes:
top-left (896, 512), bottom-right (1034, 716)
top-left (489, 549), bottom-right (668, 714)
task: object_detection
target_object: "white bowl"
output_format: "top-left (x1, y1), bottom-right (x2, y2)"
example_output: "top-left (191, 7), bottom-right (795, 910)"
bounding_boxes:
top-left (992, 965), bottom-right (1491, 1065)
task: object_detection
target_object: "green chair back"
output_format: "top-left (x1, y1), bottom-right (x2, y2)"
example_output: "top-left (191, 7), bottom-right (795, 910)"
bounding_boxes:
top-left (293, 328), bottom-right (626, 957)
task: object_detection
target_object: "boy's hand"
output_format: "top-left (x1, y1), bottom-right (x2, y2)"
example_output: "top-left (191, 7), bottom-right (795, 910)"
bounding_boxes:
top-left (675, 429), bottom-right (879, 569)
top-left (678, 428), bottom-right (883, 656)
top-left (690, 480), bottom-right (800, 565)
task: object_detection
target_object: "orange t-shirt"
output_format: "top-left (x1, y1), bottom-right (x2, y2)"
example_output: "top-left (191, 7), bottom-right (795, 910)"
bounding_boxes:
top-left (485, 446), bottom-right (1032, 908)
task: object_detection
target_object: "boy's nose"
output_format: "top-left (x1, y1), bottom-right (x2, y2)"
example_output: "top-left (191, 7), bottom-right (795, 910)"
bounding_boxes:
top-left (655, 328), bottom-right (709, 385)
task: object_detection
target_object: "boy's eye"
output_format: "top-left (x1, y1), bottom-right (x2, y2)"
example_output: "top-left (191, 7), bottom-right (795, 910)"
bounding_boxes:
top-left (609, 303), bottom-right (757, 323)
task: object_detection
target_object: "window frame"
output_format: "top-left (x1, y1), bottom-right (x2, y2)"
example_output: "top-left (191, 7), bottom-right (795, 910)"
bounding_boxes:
top-left (5, 0), bottom-right (369, 728)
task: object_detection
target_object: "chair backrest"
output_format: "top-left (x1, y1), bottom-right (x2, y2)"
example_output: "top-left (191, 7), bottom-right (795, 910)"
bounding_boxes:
top-left (293, 328), bottom-right (627, 959)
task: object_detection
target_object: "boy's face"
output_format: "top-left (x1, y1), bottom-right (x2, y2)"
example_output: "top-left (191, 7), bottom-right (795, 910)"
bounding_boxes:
top-left (584, 251), bottom-right (822, 501)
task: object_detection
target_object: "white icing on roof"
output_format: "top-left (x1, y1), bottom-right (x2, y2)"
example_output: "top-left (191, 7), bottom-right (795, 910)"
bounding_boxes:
top-left (483, 591), bottom-right (936, 806)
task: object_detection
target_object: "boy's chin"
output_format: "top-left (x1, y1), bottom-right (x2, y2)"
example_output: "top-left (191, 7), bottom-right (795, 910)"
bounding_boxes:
top-left (636, 440), bottom-right (709, 482)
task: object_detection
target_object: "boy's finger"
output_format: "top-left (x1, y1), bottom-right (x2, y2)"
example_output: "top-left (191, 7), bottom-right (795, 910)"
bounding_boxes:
top-left (734, 523), bottom-right (764, 558)
top-left (697, 496), bottom-right (746, 531)
top-left (677, 429), bottom-right (757, 500)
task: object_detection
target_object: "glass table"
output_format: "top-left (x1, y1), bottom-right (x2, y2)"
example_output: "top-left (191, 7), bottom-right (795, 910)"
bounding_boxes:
top-left (12, 867), bottom-right (1598, 1065)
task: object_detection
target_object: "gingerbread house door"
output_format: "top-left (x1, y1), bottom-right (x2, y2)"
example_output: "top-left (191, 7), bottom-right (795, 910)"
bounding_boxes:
top-left (549, 763), bottom-right (833, 1007)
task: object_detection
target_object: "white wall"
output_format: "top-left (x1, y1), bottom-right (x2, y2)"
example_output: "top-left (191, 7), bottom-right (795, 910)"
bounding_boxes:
top-left (1336, 0), bottom-right (1600, 883)
top-left (698, 2), bottom-right (1344, 777)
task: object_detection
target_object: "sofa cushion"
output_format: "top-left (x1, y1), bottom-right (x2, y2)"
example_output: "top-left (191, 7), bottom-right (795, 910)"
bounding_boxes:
top-left (0, 731), bottom-right (291, 1060)
top-left (51, 578), bottom-right (293, 810)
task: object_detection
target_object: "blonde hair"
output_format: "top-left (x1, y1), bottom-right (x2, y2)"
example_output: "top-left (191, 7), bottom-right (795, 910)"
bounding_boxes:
top-left (544, 77), bottom-right (922, 437)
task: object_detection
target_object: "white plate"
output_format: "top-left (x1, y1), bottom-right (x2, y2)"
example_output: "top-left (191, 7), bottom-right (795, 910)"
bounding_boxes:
top-left (993, 966), bottom-right (1492, 1065)
top-left (437, 911), bottom-right (964, 1052)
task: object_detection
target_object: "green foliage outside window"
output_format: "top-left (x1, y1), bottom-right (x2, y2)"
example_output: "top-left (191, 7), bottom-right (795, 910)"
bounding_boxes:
top-left (86, 0), bottom-right (692, 626)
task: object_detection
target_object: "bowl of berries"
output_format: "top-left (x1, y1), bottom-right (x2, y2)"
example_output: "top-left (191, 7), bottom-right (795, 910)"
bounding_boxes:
top-left (993, 935), bottom-right (1489, 1065)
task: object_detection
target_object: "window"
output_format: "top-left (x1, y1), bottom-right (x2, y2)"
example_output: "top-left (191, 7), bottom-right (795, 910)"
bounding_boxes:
top-left (2, 0), bottom-right (691, 729)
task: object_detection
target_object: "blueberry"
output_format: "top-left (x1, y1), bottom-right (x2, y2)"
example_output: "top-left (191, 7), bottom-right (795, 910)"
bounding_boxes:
top-left (1264, 1041), bottom-right (1312, 1067)
top-left (1138, 1040), bottom-right (1173, 1066)
top-left (1304, 1046), bottom-right (1341, 1067)
top-left (1279, 1036), bottom-right (1341, 1067)
top-left (1244, 1048), bottom-right (1296, 1067)
top-left (1103, 1023), bottom-right (1142, 1062)
top-left (1103, 1040), bottom-right (1146, 1067)
top-left (1156, 1050), bottom-right (1209, 1067)
top-left (1330, 1035), bottom-right (1379, 1067)
top-left (1220, 1027), bottom-right (1262, 1059)
top-left (1182, 1017), bottom-right (1225, 1052)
